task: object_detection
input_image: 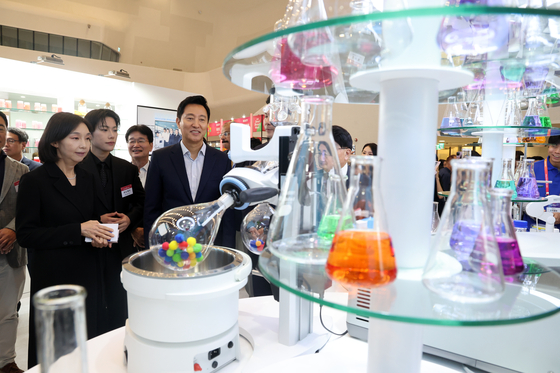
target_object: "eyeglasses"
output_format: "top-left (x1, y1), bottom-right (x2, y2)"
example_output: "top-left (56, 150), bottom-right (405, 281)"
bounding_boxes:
top-left (221, 132), bottom-right (230, 137)
top-left (127, 139), bottom-right (148, 145)
top-left (6, 139), bottom-right (21, 145)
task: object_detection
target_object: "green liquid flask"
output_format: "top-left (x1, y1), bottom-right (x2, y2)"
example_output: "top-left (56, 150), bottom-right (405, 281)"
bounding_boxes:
top-left (494, 158), bottom-right (517, 199)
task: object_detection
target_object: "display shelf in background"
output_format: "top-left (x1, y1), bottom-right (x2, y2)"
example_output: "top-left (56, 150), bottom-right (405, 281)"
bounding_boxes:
top-left (438, 126), bottom-right (560, 138)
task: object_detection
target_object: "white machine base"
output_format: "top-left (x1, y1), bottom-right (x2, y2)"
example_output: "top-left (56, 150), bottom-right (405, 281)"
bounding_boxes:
top-left (124, 320), bottom-right (240, 373)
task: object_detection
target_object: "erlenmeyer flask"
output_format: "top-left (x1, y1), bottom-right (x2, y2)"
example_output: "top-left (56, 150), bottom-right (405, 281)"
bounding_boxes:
top-left (523, 66), bottom-right (549, 97)
top-left (431, 202), bottom-right (440, 234)
top-left (268, 95), bottom-right (347, 263)
top-left (522, 98), bottom-right (542, 126)
top-left (490, 189), bottom-right (525, 276)
top-left (516, 158), bottom-right (540, 199)
top-left (504, 90), bottom-right (522, 126)
top-left (241, 203), bottom-right (275, 255)
top-left (326, 156), bottom-right (396, 287)
top-left (513, 157), bottom-right (524, 186)
top-left (495, 158), bottom-right (517, 199)
top-left (437, 0), bottom-right (509, 56)
top-left (317, 174), bottom-right (347, 241)
top-left (263, 92), bottom-right (302, 126)
top-left (440, 96), bottom-right (462, 128)
top-left (149, 194), bottom-right (235, 270)
top-left (423, 158), bottom-right (505, 303)
top-left (537, 94), bottom-right (552, 127)
top-left (457, 91), bottom-right (469, 124)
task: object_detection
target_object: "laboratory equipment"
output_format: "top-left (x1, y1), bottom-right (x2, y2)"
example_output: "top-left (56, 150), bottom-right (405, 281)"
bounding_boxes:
top-left (264, 92), bottom-right (302, 126)
top-left (526, 195), bottom-right (560, 233)
top-left (122, 248), bottom-right (251, 373)
top-left (437, 0), bottom-right (509, 56)
top-left (489, 189), bottom-right (524, 276)
top-left (456, 91), bottom-right (468, 124)
top-left (423, 158), bottom-right (505, 303)
top-left (326, 156), bottom-right (396, 288)
top-left (513, 219), bottom-right (528, 232)
top-left (33, 285), bottom-right (88, 373)
top-left (523, 66), bottom-right (549, 97)
top-left (516, 158), bottom-right (540, 199)
top-left (440, 96), bottom-right (462, 128)
top-left (494, 158), bottom-right (517, 199)
top-left (513, 157), bottom-right (523, 186)
top-left (268, 95), bottom-right (347, 264)
top-left (432, 202), bottom-right (440, 234)
top-left (503, 90), bottom-right (522, 127)
top-left (537, 94), bottom-right (552, 127)
top-left (241, 202), bottom-right (275, 254)
top-left (522, 98), bottom-right (542, 127)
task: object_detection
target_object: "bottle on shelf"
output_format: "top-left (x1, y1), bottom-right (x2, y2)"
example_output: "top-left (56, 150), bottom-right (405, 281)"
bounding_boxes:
top-left (456, 91), bottom-right (468, 125)
top-left (516, 158), bottom-right (541, 199)
top-left (431, 202), bottom-right (440, 234)
top-left (537, 94), bottom-right (551, 128)
top-left (490, 189), bottom-right (524, 276)
top-left (423, 158), bottom-right (505, 303)
top-left (522, 97), bottom-right (542, 127)
top-left (326, 155), bottom-right (396, 288)
top-left (440, 96), bottom-right (462, 128)
top-left (503, 90), bottom-right (522, 126)
top-left (495, 158), bottom-right (517, 199)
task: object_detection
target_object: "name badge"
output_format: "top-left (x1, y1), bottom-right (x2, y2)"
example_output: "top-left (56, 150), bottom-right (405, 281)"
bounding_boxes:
top-left (14, 181), bottom-right (19, 193)
top-left (121, 184), bottom-right (133, 198)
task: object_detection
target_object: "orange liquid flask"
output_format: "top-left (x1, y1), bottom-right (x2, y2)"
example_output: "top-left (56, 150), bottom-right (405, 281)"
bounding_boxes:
top-left (326, 230), bottom-right (397, 287)
top-left (326, 155), bottom-right (397, 287)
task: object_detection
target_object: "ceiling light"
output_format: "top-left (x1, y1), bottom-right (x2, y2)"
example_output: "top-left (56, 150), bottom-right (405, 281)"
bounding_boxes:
top-left (36, 54), bottom-right (64, 65)
top-left (21, 96), bottom-right (25, 98)
top-left (106, 69), bottom-right (130, 79)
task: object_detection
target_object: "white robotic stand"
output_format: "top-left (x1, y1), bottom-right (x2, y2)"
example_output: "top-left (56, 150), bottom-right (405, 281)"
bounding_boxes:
top-left (526, 195), bottom-right (560, 233)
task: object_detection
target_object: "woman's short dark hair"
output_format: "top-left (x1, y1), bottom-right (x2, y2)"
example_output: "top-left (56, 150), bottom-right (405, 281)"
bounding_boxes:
top-left (0, 111), bottom-right (7, 126)
top-left (177, 95), bottom-right (210, 121)
top-left (39, 113), bottom-right (92, 164)
top-left (84, 109), bottom-right (120, 132)
top-left (125, 124), bottom-right (154, 143)
top-left (362, 143), bottom-right (378, 155)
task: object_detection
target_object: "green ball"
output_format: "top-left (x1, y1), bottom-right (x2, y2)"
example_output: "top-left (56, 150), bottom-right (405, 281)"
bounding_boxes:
top-left (194, 244), bottom-right (202, 253)
top-left (172, 253), bottom-right (181, 262)
top-left (197, 255), bottom-right (204, 262)
top-left (166, 249), bottom-right (175, 257)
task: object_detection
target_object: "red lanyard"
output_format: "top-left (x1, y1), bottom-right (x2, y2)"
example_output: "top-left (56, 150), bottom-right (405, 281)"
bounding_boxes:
top-left (545, 157), bottom-right (550, 196)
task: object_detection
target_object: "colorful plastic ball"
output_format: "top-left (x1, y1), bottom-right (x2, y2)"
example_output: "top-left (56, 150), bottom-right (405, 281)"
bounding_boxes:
top-left (250, 240), bottom-right (257, 248)
top-left (158, 248), bottom-right (166, 257)
top-left (193, 244), bottom-right (202, 253)
top-left (197, 255), bottom-right (204, 262)
top-left (166, 249), bottom-right (174, 257)
top-left (164, 256), bottom-right (173, 263)
top-left (169, 241), bottom-right (179, 250)
top-left (255, 240), bottom-right (262, 247)
top-left (172, 253), bottom-right (181, 262)
top-left (180, 251), bottom-right (190, 260)
top-left (178, 260), bottom-right (184, 267)
top-left (179, 241), bottom-right (188, 249)
top-left (162, 242), bottom-right (169, 250)
top-left (187, 247), bottom-right (194, 254)
top-left (187, 237), bottom-right (197, 246)
top-left (196, 252), bottom-right (202, 258)
top-left (175, 234), bottom-right (185, 243)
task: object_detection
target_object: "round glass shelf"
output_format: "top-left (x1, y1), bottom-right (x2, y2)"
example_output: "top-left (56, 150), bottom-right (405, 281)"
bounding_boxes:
top-left (259, 248), bottom-right (560, 326)
top-left (438, 126), bottom-right (560, 138)
top-left (465, 142), bottom-right (550, 147)
top-left (223, 6), bottom-right (560, 103)
top-left (1, 108), bottom-right (56, 114)
top-left (513, 197), bottom-right (548, 203)
top-left (521, 258), bottom-right (550, 275)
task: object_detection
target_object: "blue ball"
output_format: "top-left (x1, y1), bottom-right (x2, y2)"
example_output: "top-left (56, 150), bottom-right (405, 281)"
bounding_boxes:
top-left (180, 251), bottom-right (190, 260)
top-left (196, 252), bottom-right (202, 258)
top-left (158, 248), bottom-right (166, 257)
top-left (175, 233), bottom-right (185, 243)
top-left (250, 240), bottom-right (257, 248)
top-left (164, 256), bottom-right (173, 263)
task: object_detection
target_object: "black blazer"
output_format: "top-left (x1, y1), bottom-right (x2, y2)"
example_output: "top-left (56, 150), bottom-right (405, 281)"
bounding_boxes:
top-left (79, 153), bottom-right (145, 259)
top-left (16, 163), bottom-right (105, 366)
top-left (144, 142), bottom-right (235, 248)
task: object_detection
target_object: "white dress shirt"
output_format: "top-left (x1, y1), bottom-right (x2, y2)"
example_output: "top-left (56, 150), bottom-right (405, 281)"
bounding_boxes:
top-left (181, 141), bottom-right (206, 201)
top-left (138, 160), bottom-right (150, 188)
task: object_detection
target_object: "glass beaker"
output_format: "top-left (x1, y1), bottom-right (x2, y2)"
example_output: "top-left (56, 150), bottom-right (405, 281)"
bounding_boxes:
top-left (432, 202), bottom-right (440, 234)
top-left (537, 94), bottom-right (552, 128)
top-left (34, 285), bottom-right (88, 373)
top-left (495, 158), bottom-right (517, 199)
top-left (268, 95), bottom-right (347, 264)
top-left (522, 98), bottom-right (542, 127)
top-left (326, 156), bottom-right (396, 287)
top-left (490, 189), bottom-right (524, 276)
top-left (149, 193), bottom-right (235, 270)
top-left (423, 158), bottom-right (505, 303)
top-left (440, 96), bottom-right (462, 128)
top-left (241, 202), bottom-right (275, 255)
top-left (516, 158), bottom-right (540, 199)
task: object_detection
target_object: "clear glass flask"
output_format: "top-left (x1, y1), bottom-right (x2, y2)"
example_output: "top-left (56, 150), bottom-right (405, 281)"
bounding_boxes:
top-left (149, 194), bottom-right (235, 270)
top-left (457, 91), bottom-right (469, 124)
top-left (440, 96), bottom-right (462, 128)
top-left (241, 202), bottom-right (275, 255)
top-left (513, 157), bottom-right (524, 186)
top-left (34, 285), bottom-right (88, 373)
top-left (432, 202), bottom-right (440, 234)
top-left (522, 98), bottom-right (542, 127)
top-left (516, 158), bottom-right (540, 199)
top-left (326, 156), bottom-right (396, 287)
top-left (423, 158), bottom-right (505, 303)
top-left (537, 94), bottom-right (552, 128)
top-left (268, 95), bottom-right (347, 264)
top-left (494, 158), bottom-right (517, 199)
top-left (504, 90), bottom-right (522, 126)
top-left (490, 189), bottom-right (525, 276)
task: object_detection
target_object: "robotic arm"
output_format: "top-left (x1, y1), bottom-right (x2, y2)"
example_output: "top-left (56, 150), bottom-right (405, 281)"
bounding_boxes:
top-left (526, 195), bottom-right (560, 233)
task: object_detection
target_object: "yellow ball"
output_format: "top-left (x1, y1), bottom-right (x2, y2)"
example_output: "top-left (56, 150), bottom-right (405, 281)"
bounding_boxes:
top-left (169, 241), bottom-right (179, 250)
top-left (187, 247), bottom-right (194, 254)
top-left (187, 237), bottom-right (197, 246)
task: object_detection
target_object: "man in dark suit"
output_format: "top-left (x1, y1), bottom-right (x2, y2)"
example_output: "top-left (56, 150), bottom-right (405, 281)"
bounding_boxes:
top-left (3, 128), bottom-right (41, 171)
top-left (144, 95), bottom-right (235, 249)
top-left (0, 112), bottom-right (28, 373)
top-left (81, 109), bottom-right (145, 334)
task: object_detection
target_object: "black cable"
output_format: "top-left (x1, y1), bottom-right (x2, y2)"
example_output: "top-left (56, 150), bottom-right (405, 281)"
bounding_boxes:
top-left (319, 304), bottom-right (348, 337)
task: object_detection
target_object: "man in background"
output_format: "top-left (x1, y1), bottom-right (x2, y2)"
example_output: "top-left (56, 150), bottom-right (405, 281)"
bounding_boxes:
top-left (126, 125), bottom-right (153, 188)
top-left (4, 128), bottom-right (41, 171)
top-left (439, 155), bottom-right (456, 192)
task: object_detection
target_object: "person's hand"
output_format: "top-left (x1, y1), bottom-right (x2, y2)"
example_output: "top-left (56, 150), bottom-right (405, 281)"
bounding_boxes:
top-left (100, 212), bottom-right (130, 233)
top-left (0, 228), bottom-right (16, 252)
top-left (81, 220), bottom-right (114, 241)
top-left (554, 212), bottom-right (560, 225)
top-left (0, 243), bottom-right (14, 255)
top-left (91, 235), bottom-right (111, 248)
top-left (131, 227), bottom-right (145, 248)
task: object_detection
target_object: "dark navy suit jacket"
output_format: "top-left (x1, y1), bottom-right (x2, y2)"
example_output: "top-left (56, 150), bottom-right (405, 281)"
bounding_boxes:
top-left (144, 142), bottom-right (235, 248)
top-left (21, 156), bottom-right (41, 171)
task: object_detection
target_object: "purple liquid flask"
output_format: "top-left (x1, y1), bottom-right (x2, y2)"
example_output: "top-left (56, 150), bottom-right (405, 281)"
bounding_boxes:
top-left (440, 96), bottom-right (462, 128)
top-left (516, 158), bottom-right (540, 199)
